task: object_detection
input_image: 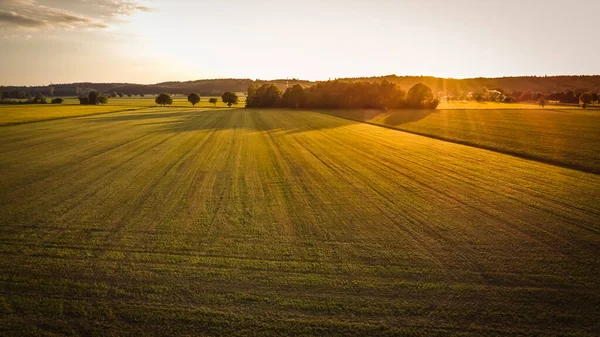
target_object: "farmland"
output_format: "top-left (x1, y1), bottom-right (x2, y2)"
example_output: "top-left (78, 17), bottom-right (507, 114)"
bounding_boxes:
top-left (321, 106), bottom-right (600, 173)
top-left (0, 96), bottom-right (245, 126)
top-left (0, 106), bottom-right (599, 336)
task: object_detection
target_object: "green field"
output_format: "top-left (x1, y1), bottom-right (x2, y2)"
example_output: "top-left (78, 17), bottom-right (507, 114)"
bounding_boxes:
top-left (321, 107), bottom-right (600, 173)
top-left (437, 101), bottom-right (583, 110)
top-left (0, 96), bottom-right (246, 126)
top-left (0, 104), bottom-right (149, 126)
top-left (1, 107), bottom-right (599, 336)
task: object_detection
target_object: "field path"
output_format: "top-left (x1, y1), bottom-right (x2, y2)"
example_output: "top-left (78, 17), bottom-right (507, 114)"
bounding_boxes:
top-left (0, 108), bottom-right (599, 336)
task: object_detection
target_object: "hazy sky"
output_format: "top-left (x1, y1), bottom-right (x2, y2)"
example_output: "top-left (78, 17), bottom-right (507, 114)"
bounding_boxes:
top-left (0, 0), bottom-right (598, 85)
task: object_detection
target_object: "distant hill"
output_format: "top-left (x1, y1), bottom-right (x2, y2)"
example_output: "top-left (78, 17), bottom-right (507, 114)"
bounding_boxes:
top-left (1, 76), bottom-right (598, 98)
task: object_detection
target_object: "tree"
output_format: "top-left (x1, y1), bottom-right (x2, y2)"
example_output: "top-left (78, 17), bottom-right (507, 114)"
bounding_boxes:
top-left (592, 92), bottom-right (599, 102)
top-left (155, 93), bottom-right (173, 106)
top-left (263, 85), bottom-right (282, 107)
top-left (140, 93), bottom-right (145, 97)
top-left (88, 91), bottom-right (99, 105)
top-left (246, 84), bottom-right (282, 108)
top-left (209, 97), bottom-right (218, 106)
top-left (245, 83), bottom-right (261, 107)
top-left (110, 92), bottom-right (117, 98)
top-left (127, 93), bottom-right (132, 97)
top-left (51, 98), bottom-right (64, 104)
top-left (118, 92), bottom-right (124, 98)
top-left (188, 93), bottom-right (201, 107)
top-left (282, 84), bottom-right (305, 108)
top-left (32, 93), bottom-right (45, 104)
top-left (97, 95), bottom-right (108, 105)
top-left (563, 91), bottom-right (577, 104)
top-left (406, 83), bottom-right (434, 108)
top-left (471, 91), bottom-right (484, 102)
top-left (427, 99), bottom-right (440, 109)
top-left (538, 96), bottom-right (546, 108)
top-left (222, 92), bottom-right (238, 107)
top-left (579, 92), bottom-right (593, 104)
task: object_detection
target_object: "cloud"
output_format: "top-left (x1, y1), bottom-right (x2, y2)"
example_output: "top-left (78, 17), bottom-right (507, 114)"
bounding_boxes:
top-left (0, 0), bottom-right (150, 30)
top-left (95, 1), bottom-right (153, 16)
top-left (0, 9), bottom-right (44, 27)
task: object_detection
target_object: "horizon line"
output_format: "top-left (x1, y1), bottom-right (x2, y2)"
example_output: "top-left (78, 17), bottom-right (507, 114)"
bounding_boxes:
top-left (2, 73), bottom-right (600, 88)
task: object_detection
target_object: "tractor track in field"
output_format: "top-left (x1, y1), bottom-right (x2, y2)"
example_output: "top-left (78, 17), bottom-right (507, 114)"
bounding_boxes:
top-left (94, 110), bottom-right (234, 255)
top-left (296, 112), bottom-right (600, 239)
top-left (1, 107), bottom-right (599, 336)
top-left (276, 112), bottom-right (598, 265)
top-left (0, 109), bottom-right (228, 215)
top-left (0, 106), bottom-right (153, 127)
top-left (311, 110), bottom-right (600, 175)
top-left (2, 243), bottom-right (596, 293)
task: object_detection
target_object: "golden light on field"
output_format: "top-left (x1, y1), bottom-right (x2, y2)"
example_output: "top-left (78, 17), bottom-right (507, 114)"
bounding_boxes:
top-left (1, 2), bottom-right (600, 335)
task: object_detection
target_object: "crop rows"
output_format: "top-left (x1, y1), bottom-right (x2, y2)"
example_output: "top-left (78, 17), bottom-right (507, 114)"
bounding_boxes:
top-left (0, 108), bottom-right (598, 336)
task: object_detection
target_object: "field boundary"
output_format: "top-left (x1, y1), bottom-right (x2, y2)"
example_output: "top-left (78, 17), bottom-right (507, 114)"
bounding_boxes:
top-left (0, 106), bottom-right (153, 127)
top-left (312, 110), bottom-right (600, 175)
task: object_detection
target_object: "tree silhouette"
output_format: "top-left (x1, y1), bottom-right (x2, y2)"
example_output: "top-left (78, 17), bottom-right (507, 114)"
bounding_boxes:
top-left (155, 93), bottom-right (173, 106)
top-left (222, 92), bottom-right (238, 107)
top-left (88, 91), bottom-right (99, 105)
top-left (406, 83), bottom-right (434, 107)
top-left (188, 93), bottom-right (201, 107)
top-left (33, 93), bottom-right (46, 104)
top-left (282, 84), bottom-right (305, 109)
top-left (579, 92), bottom-right (593, 104)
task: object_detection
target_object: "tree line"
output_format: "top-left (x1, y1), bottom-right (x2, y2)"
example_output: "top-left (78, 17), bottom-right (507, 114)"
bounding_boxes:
top-left (246, 81), bottom-right (439, 109)
top-left (511, 90), bottom-right (598, 105)
top-left (78, 91), bottom-right (108, 105)
top-left (2, 75), bottom-right (599, 99)
top-left (0, 91), bottom-right (63, 104)
top-left (545, 91), bottom-right (599, 106)
top-left (155, 92), bottom-right (239, 107)
top-left (458, 87), bottom-right (599, 108)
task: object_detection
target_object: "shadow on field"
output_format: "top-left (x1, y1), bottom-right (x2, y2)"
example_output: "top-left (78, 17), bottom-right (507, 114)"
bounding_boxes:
top-left (383, 109), bottom-right (435, 125)
top-left (314, 108), bottom-right (435, 126)
top-left (85, 110), bottom-right (198, 122)
top-left (85, 107), bottom-right (361, 135)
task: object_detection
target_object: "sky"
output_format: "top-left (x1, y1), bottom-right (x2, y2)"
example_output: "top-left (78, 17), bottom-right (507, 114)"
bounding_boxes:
top-left (0, 0), bottom-right (599, 86)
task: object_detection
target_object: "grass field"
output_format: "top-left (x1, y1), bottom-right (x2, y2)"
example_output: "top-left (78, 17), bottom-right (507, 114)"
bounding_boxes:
top-left (436, 101), bottom-right (583, 110)
top-left (0, 96), bottom-right (246, 126)
top-left (0, 104), bottom-right (149, 126)
top-left (321, 107), bottom-right (600, 173)
top-left (0, 106), bottom-right (599, 336)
